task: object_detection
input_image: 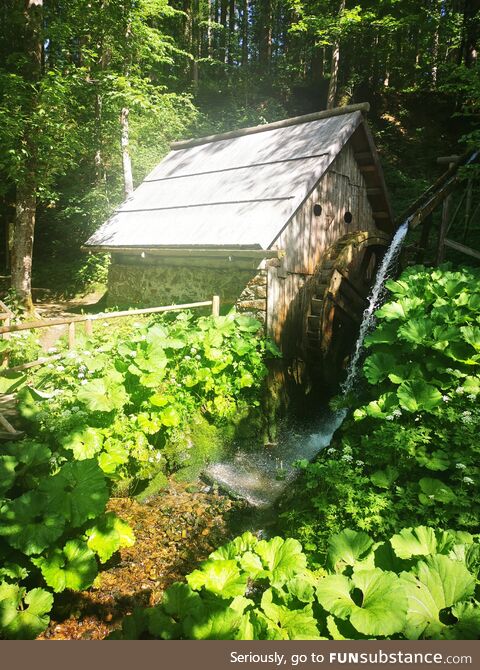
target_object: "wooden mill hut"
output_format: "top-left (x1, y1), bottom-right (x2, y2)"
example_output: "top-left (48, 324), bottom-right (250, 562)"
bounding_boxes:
top-left (84, 103), bottom-right (395, 374)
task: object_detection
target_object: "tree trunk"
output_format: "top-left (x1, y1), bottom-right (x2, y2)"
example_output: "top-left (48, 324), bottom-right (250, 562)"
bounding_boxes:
top-left (241, 0), bottom-right (248, 67)
top-left (227, 0), bottom-right (235, 65)
top-left (463, 0), bottom-right (479, 67)
top-left (327, 0), bottom-right (345, 109)
top-left (120, 108), bottom-right (134, 199)
top-left (12, 180), bottom-right (36, 313)
top-left (11, 0), bottom-right (43, 312)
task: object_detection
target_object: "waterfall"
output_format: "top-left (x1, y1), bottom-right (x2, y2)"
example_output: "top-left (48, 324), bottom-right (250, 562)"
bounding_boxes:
top-left (341, 220), bottom-right (410, 393)
top-left (205, 220), bottom-right (410, 508)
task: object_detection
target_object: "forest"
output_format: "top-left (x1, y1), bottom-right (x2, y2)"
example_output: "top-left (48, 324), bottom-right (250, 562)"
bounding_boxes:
top-left (0, 0), bottom-right (480, 642)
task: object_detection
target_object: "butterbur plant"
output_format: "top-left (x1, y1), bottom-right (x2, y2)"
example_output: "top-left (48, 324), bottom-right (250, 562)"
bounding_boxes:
top-left (110, 526), bottom-right (480, 640)
top-left (281, 265), bottom-right (480, 556)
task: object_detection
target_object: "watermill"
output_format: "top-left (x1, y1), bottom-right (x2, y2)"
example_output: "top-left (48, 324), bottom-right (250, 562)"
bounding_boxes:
top-left (303, 231), bottom-right (392, 384)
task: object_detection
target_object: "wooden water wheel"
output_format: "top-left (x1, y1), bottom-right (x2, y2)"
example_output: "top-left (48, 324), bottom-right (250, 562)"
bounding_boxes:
top-left (304, 230), bottom-right (392, 385)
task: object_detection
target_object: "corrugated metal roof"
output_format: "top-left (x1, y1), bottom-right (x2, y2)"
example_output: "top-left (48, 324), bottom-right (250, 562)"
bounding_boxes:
top-left (85, 110), bottom-right (364, 251)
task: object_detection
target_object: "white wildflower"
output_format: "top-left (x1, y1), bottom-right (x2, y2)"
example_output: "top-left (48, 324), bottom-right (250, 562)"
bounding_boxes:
top-left (80, 379), bottom-right (88, 385)
top-left (462, 410), bottom-right (472, 417)
top-left (78, 372), bottom-right (85, 379)
top-left (468, 394), bottom-right (476, 401)
top-left (195, 354), bottom-right (201, 360)
top-left (56, 365), bottom-right (65, 372)
top-left (386, 415), bottom-right (394, 421)
top-left (71, 406), bottom-right (80, 413)
top-left (184, 355), bottom-right (191, 361)
top-left (327, 448), bottom-right (336, 455)
top-left (442, 395), bottom-right (450, 402)
top-left (356, 460), bottom-right (364, 466)
top-left (341, 454), bottom-right (353, 463)
top-left (428, 494), bottom-right (435, 499)
top-left (456, 463), bottom-right (466, 470)
top-left (463, 477), bottom-right (474, 485)
top-left (456, 386), bottom-right (465, 395)
top-left (393, 408), bottom-right (402, 417)
top-left (129, 351), bottom-right (137, 357)
top-left (47, 346), bottom-right (57, 354)
top-left (446, 368), bottom-right (454, 374)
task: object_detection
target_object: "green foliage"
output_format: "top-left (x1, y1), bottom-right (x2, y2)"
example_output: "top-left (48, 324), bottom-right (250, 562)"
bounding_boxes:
top-left (280, 265), bottom-right (480, 560)
top-left (21, 311), bottom-right (272, 484)
top-left (0, 309), bottom-right (272, 638)
top-left (111, 527), bottom-right (480, 640)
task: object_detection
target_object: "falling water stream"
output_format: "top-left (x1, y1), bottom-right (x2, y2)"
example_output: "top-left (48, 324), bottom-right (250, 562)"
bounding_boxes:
top-left (205, 221), bottom-right (410, 511)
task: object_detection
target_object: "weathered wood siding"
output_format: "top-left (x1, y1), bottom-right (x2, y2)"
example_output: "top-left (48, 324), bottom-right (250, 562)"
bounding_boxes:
top-left (266, 142), bottom-right (381, 352)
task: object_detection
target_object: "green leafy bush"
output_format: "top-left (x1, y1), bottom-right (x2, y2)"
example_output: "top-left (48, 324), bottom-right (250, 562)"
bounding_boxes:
top-left (110, 526), bottom-right (480, 640)
top-left (280, 265), bottom-right (480, 559)
top-left (1, 310), bottom-right (275, 638)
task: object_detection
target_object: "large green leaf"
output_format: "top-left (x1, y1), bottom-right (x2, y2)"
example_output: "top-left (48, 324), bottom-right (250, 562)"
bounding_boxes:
top-left (0, 583), bottom-right (53, 639)
top-left (397, 380), bottom-right (442, 412)
top-left (363, 353), bottom-right (397, 385)
top-left (255, 537), bottom-right (307, 585)
top-left (187, 560), bottom-right (247, 598)
top-left (0, 455), bottom-right (18, 497)
top-left (418, 478), bottom-right (456, 505)
top-left (461, 326), bottom-right (480, 352)
top-left (391, 527), bottom-right (444, 560)
top-left (398, 318), bottom-right (433, 345)
top-left (326, 529), bottom-right (374, 573)
top-left (77, 377), bottom-right (128, 412)
top-left (32, 539), bottom-right (97, 593)
top-left (370, 466), bottom-right (399, 489)
top-left (0, 492), bottom-right (65, 555)
top-left (401, 555), bottom-right (476, 639)
top-left (85, 512), bottom-right (135, 563)
top-left (62, 427), bottom-right (104, 460)
top-left (316, 569), bottom-right (407, 637)
top-left (186, 606), bottom-right (249, 640)
top-left (40, 459), bottom-right (108, 527)
top-left (260, 588), bottom-right (321, 639)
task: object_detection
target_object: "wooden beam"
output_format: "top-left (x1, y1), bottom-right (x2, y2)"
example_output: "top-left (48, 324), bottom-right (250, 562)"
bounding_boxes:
top-left (366, 187), bottom-right (382, 196)
top-left (82, 246), bottom-right (283, 260)
top-left (359, 164), bottom-right (376, 173)
top-left (354, 151), bottom-right (372, 161)
top-left (171, 103), bottom-right (370, 150)
top-left (437, 155), bottom-right (460, 165)
top-left (444, 238), bottom-right (480, 261)
top-left (372, 211), bottom-right (390, 219)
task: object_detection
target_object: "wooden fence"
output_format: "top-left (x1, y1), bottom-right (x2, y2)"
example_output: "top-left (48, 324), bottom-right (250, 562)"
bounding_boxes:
top-left (0, 295), bottom-right (220, 372)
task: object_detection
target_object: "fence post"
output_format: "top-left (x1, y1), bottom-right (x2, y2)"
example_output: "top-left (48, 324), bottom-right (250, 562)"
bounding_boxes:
top-left (212, 295), bottom-right (220, 317)
top-left (85, 318), bottom-right (93, 337)
top-left (68, 322), bottom-right (76, 349)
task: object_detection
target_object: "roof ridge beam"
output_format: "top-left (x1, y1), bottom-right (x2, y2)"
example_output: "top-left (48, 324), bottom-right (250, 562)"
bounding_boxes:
top-left (171, 103), bottom-right (370, 151)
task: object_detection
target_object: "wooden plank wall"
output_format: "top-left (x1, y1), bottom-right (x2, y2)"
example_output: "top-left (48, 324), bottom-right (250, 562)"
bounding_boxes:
top-left (267, 141), bottom-right (382, 355)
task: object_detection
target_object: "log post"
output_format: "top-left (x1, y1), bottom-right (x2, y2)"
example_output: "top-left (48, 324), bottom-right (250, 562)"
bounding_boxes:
top-left (85, 318), bottom-right (93, 337)
top-left (212, 295), bottom-right (220, 317)
top-left (2, 317), bottom-right (10, 368)
top-left (436, 158), bottom-right (455, 264)
top-left (68, 322), bottom-right (76, 349)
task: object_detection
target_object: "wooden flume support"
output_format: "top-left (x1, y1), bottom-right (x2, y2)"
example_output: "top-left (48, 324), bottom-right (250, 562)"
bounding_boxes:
top-left (400, 149), bottom-right (479, 264)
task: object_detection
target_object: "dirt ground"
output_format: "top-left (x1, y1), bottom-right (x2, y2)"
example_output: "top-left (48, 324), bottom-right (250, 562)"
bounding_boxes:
top-left (38, 481), bottom-right (242, 640)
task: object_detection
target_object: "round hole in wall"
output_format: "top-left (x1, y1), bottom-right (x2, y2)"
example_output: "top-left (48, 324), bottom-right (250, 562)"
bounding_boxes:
top-left (313, 203), bottom-right (322, 216)
top-left (344, 211), bottom-right (353, 224)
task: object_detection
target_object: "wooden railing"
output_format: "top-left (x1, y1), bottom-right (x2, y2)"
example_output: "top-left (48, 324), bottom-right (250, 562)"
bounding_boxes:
top-left (0, 295), bottom-right (220, 371)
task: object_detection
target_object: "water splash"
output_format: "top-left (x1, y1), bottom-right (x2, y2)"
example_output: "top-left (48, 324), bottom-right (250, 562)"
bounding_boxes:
top-left (205, 409), bottom-right (346, 508)
top-left (341, 220), bottom-right (410, 393)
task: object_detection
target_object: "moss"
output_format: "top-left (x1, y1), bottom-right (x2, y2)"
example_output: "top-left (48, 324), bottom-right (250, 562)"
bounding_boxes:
top-left (134, 470), bottom-right (169, 503)
top-left (164, 412), bottom-right (228, 480)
